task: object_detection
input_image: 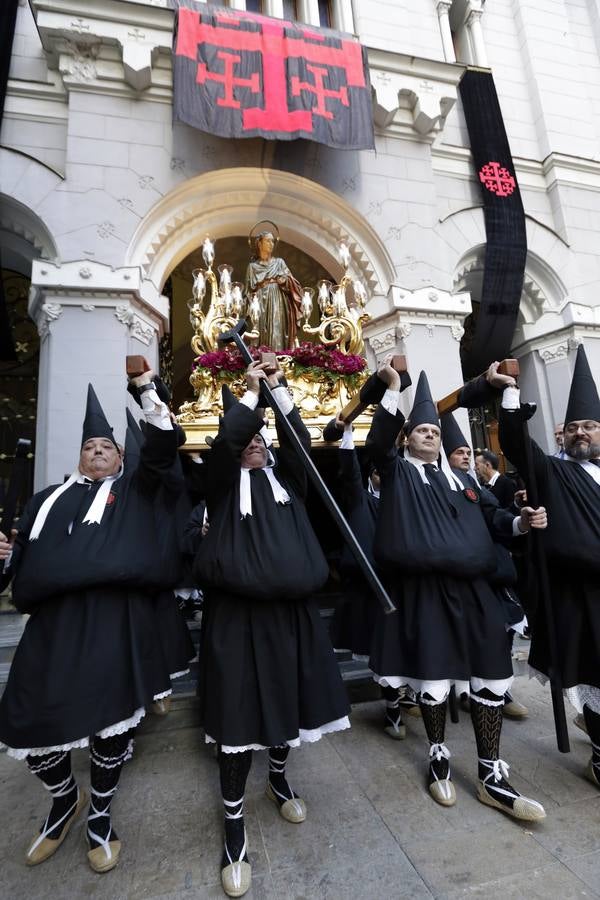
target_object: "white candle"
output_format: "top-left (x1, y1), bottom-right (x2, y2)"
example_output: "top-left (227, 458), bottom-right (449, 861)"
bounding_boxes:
top-left (202, 237), bottom-right (214, 267)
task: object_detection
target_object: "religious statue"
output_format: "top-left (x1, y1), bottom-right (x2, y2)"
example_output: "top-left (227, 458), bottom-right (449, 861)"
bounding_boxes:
top-left (244, 222), bottom-right (304, 350)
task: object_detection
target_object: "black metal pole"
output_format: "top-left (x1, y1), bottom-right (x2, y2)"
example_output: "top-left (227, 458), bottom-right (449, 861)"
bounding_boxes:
top-left (219, 324), bottom-right (396, 615)
top-left (521, 417), bottom-right (570, 753)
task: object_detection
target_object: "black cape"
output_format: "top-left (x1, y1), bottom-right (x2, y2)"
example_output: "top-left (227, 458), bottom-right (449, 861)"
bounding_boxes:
top-left (366, 403), bottom-right (515, 682)
top-left (330, 446), bottom-right (380, 655)
top-left (195, 399), bottom-right (349, 749)
top-left (499, 405), bottom-right (600, 689)
top-left (0, 422), bottom-right (186, 753)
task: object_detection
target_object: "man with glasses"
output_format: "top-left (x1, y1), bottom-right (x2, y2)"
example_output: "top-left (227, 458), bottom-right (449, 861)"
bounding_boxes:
top-left (492, 345), bottom-right (600, 789)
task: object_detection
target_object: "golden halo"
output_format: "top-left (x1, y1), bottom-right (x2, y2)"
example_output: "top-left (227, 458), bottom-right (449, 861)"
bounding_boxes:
top-left (248, 220), bottom-right (280, 248)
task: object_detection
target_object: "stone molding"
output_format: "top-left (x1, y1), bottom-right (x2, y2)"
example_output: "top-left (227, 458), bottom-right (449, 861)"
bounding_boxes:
top-left (125, 167), bottom-right (397, 297)
top-left (29, 259), bottom-right (167, 340)
top-left (363, 286), bottom-right (471, 356)
top-left (368, 47), bottom-right (465, 140)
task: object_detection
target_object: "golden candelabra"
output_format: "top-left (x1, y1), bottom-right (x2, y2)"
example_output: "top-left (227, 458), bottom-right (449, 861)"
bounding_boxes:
top-left (177, 238), bottom-right (372, 446)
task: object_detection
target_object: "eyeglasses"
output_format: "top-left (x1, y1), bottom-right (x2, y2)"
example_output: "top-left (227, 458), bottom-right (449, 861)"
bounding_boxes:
top-left (564, 422), bottom-right (600, 435)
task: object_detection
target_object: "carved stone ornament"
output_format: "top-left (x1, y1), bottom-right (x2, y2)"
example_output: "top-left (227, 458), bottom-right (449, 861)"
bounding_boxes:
top-left (369, 329), bottom-right (397, 353)
top-left (114, 304), bottom-right (133, 326)
top-left (130, 315), bottom-right (155, 346)
top-left (451, 324), bottom-right (465, 341)
top-left (397, 323), bottom-right (412, 340)
top-left (38, 302), bottom-right (63, 339)
top-left (538, 341), bottom-right (570, 364)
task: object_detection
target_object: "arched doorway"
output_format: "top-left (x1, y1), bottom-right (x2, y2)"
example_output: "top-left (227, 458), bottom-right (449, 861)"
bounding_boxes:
top-left (0, 195), bottom-right (58, 524)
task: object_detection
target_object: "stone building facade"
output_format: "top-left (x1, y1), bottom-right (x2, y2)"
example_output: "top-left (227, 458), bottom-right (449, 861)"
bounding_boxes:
top-left (3, 0), bottom-right (600, 487)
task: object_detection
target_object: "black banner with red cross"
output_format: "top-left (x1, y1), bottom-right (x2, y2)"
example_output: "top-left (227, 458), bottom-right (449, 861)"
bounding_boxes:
top-left (459, 69), bottom-right (527, 379)
top-left (172, 2), bottom-right (374, 150)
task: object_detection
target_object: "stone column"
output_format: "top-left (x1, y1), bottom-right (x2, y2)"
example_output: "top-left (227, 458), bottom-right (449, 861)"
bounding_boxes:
top-left (29, 260), bottom-right (167, 489)
top-left (364, 286), bottom-right (471, 430)
top-left (437, 1), bottom-right (456, 63)
top-left (333, 0), bottom-right (354, 33)
top-left (298, 0), bottom-right (320, 26)
top-left (265, 0), bottom-right (285, 18)
top-left (229, 0), bottom-right (246, 9)
top-left (466, 9), bottom-right (489, 68)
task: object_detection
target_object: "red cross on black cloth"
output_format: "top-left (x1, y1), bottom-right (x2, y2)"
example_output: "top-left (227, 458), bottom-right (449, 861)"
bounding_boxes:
top-left (172, 1), bottom-right (374, 150)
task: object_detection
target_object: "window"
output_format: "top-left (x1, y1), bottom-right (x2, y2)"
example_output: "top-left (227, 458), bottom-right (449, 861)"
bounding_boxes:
top-left (245, 0), bottom-right (263, 12)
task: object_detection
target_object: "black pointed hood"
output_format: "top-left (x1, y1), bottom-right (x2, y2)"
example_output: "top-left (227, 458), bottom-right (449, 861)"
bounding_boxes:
top-left (81, 384), bottom-right (117, 448)
top-left (440, 412), bottom-right (469, 457)
top-left (564, 344), bottom-right (600, 425)
top-left (221, 384), bottom-right (238, 413)
top-left (124, 408), bottom-right (144, 469)
top-left (406, 371), bottom-right (439, 434)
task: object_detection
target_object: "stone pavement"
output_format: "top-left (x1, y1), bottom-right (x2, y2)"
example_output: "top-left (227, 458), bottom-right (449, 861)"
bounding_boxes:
top-left (1, 674), bottom-right (600, 900)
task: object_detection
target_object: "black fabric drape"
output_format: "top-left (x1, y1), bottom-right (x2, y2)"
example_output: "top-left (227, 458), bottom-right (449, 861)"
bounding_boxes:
top-left (459, 69), bottom-right (527, 378)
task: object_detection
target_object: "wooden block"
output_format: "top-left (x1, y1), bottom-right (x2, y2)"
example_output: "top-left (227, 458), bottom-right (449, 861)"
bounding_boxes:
top-left (126, 355), bottom-right (151, 377)
top-left (391, 354), bottom-right (407, 373)
top-left (436, 389), bottom-right (461, 417)
top-left (498, 359), bottom-right (519, 378)
top-left (260, 351), bottom-right (278, 375)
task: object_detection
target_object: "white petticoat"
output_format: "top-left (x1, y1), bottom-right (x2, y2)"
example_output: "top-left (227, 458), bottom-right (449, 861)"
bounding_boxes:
top-left (1, 669), bottom-right (187, 759)
top-left (206, 715), bottom-right (351, 754)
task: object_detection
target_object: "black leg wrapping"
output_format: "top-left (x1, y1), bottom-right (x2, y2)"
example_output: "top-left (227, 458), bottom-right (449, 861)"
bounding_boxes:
top-left (219, 749), bottom-right (252, 866)
top-left (26, 751), bottom-right (78, 841)
top-left (420, 695), bottom-right (450, 783)
top-left (583, 704), bottom-right (600, 786)
top-left (382, 686), bottom-right (405, 738)
top-left (88, 732), bottom-right (131, 850)
top-left (268, 745), bottom-right (297, 804)
top-left (470, 689), bottom-right (544, 819)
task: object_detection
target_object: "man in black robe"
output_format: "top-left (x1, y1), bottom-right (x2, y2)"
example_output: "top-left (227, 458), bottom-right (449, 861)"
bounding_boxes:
top-left (492, 344), bottom-right (600, 789)
top-left (0, 372), bottom-right (183, 873)
top-left (194, 360), bottom-right (349, 898)
top-left (367, 359), bottom-right (546, 821)
top-left (441, 412), bottom-right (530, 719)
top-left (475, 449), bottom-right (517, 508)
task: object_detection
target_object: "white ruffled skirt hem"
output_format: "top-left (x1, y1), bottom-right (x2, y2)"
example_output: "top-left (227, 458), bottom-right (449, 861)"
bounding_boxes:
top-left (205, 715), bottom-right (351, 754)
top-left (529, 667), bottom-right (600, 714)
top-left (1, 685), bottom-right (175, 759)
top-left (373, 673), bottom-right (514, 703)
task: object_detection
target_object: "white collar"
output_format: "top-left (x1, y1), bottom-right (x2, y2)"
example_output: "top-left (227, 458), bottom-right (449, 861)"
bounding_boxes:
top-left (29, 464), bottom-right (123, 541)
top-left (239, 464), bottom-right (290, 518)
top-left (559, 452), bottom-right (600, 485)
top-left (405, 453), bottom-right (461, 491)
top-left (487, 471), bottom-right (500, 486)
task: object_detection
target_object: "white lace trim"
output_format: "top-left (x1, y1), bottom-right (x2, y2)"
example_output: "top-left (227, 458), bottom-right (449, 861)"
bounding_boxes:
top-left (2, 706), bottom-right (147, 759)
top-left (373, 673), bottom-right (513, 703)
top-left (508, 616), bottom-right (528, 636)
top-left (205, 715), bottom-right (351, 754)
top-left (528, 667), bottom-right (600, 714)
top-left (153, 689), bottom-right (173, 701)
top-left (169, 668), bottom-right (190, 681)
top-left (373, 674), bottom-right (469, 703)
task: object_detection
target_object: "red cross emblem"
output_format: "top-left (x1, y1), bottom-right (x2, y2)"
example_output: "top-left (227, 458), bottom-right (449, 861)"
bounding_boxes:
top-left (478, 161), bottom-right (516, 198)
top-left (174, 6), bottom-right (373, 148)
